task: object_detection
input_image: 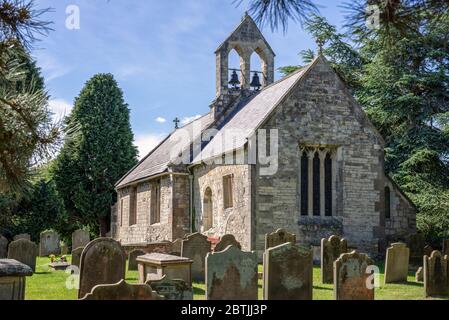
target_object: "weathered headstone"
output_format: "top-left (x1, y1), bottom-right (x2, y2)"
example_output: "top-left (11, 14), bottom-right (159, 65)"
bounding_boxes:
top-left (72, 229), bottom-right (90, 251)
top-left (384, 242), bottom-right (410, 284)
top-left (443, 239), bottom-right (449, 256)
top-left (415, 267), bottom-right (423, 282)
top-left (0, 259), bottom-right (33, 300)
top-left (80, 279), bottom-right (163, 300)
top-left (146, 275), bottom-right (193, 300)
top-left (334, 251), bottom-right (374, 300)
top-left (214, 234), bottom-right (241, 252)
top-left (71, 247), bottom-right (84, 267)
top-left (265, 228), bottom-right (296, 250)
top-left (39, 230), bottom-right (60, 257)
top-left (181, 232), bottom-right (210, 282)
top-left (407, 233), bottom-right (425, 264)
top-left (321, 235), bottom-right (348, 284)
top-left (60, 243), bottom-right (68, 255)
top-left (264, 242), bottom-right (313, 300)
top-left (206, 245), bottom-right (258, 300)
top-left (13, 234), bottom-right (30, 241)
top-left (78, 238), bottom-right (126, 299)
top-left (171, 238), bottom-right (182, 256)
top-left (0, 235), bottom-right (8, 259)
top-left (7, 239), bottom-right (38, 271)
top-left (424, 250), bottom-right (449, 297)
top-left (128, 249), bottom-right (145, 271)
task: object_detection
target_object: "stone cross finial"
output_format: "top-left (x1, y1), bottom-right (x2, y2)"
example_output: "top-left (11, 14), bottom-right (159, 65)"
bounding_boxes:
top-left (173, 117), bottom-right (180, 129)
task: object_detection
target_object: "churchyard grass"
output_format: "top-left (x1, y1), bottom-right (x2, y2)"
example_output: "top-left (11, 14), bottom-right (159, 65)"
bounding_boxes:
top-left (25, 257), bottom-right (447, 300)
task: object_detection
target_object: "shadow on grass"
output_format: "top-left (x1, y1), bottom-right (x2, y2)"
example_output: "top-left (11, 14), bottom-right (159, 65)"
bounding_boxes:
top-left (313, 285), bottom-right (333, 291)
top-left (385, 281), bottom-right (423, 288)
top-left (193, 285), bottom-right (205, 296)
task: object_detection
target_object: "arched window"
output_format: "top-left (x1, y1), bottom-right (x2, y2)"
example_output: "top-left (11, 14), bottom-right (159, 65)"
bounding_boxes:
top-left (385, 186), bottom-right (391, 219)
top-left (203, 187), bottom-right (213, 231)
top-left (228, 48), bottom-right (241, 89)
top-left (313, 152), bottom-right (321, 216)
top-left (300, 152), bottom-right (309, 216)
top-left (129, 186), bottom-right (137, 226)
top-left (250, 51), bottom-right (264, 90)
top-left (325, 153), bottom-right (333, 216)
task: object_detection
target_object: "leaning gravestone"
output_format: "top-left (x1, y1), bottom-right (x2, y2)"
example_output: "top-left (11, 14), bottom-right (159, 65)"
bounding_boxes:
top-left (0, 235), bottom-right (8, 259)
top-left (39, 230), bottom-right (60, 257)
top-left (72, 229), bottom-right (90, 252)
top-left (214, 234), bottom-right (241, 252)
top-left (128, 249), bottom-right (145, 271)
top-left (264, 242), bottom-right (313, 300)
top-left (206, 245), bottom-right (258, 300)
top-left (7, 239), bottom-right (38, 271)
top-left (384, 243), bottom-right (410, 284)
top-left (78, 238), bottom-right (126, 299)
top-left (146, 275), bottom-right (193, 300)
top-left (13, 234), bottom-right (30, 241)
top-left (334, 251), bottom-right (374, 300)
top-left (415, 267), bottom-right (423, 282)
top-left (80, 279), bottom-right (163, 300)
top-left (71, 247), bottom-right (84, 267)
top-left (181, 233), bottom-right (210, 282)
top-left (321, 235), bottom-right (348, 284)
top-left (424, 250), bottom-right (449, 297)
top-left (265, 228), bottom-right (296, 250)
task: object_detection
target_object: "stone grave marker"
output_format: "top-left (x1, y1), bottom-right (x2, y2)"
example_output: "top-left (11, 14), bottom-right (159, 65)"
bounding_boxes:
top-left (80, 279), bottom-right (163, 300)
top-left (205, 245), bottom-right (258, 300)
top-left (334, 251), bottom-right (374, 300)
top-left (39, 230), bottom-right (60, 257)
top-left (0, 235), bottom-right (8, 259)
top-left (424, 250), bottom-right (449, 297)
top-left (128, 249), bottom-right (145, 271)
top-left (407, 233), bottom-right (425, 265)
top-left (415, 267), bottom-right (423, 282)
top-left (71, 247), bottom-right (84, 267)
top-left (181, 232), bottom-right (210, 282)
top-left (13, 234), bottom-right (30, 241)
top-left (265, 228), bottom-right (296, 250)
top-left (321, 235), bottom-right (348, 284)
top-left (171, 238), bottom-right (182, 256)
top-left (146, 275), bottom-right (193, 300)
top-left (72, 229), bottom-right (90, 252)
top-left (424, 245), bottom-right (433, 257)
top-left (7, 239), bottom-right (38, 271)
top-left (264, 242), bottom-right (313, 300)
top-left (214, 234), bottom-right (241, 252)
top-left (384, 242), bottom-right (410, 284)
top-left (78, 238), bottom-right (126, 299)
top-left (0, 259), bottom-right (33, 300)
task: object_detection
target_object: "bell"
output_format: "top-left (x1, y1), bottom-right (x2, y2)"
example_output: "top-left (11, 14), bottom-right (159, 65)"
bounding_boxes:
top-left (250, 72), bottom-right (262, 90)
top-left (228, 70), bottom-right (240, 88)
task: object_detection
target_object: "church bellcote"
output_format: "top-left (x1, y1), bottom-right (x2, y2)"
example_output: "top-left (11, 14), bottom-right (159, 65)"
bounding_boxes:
top-left (214, 13), bottom-right (275, 98)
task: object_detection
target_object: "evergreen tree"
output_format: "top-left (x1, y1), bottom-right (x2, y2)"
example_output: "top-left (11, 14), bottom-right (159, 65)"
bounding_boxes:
top-left (54, 74), bottom-right (138, 236)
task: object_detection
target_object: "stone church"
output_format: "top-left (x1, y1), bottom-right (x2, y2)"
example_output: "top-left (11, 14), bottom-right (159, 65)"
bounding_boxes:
top-left (111, 14), bottom-right (416, 257)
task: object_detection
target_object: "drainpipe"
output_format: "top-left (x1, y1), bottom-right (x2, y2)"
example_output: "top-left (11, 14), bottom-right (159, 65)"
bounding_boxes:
top-left (188, 171), bottom-right (194, 233)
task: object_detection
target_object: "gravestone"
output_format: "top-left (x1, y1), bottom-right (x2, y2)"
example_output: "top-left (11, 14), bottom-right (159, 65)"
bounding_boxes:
top-left (443, 239), bottom-right (449, 256)
top-left (60, 243), bottom-right (68, 255)
top-left (415, 267), bottom-right (423, 282)
top-left (264, 242), bottom-right (313, 300)
top-left (384, 242), bottom-right (410, 284)
top-left (321, 235), bottom-right (348, 284)
top-left (334, 251), bottom-right (374, 300)
top-left (206, 245), bottom-right (258, 300)
top-left (72, 229), bottom-right (90, 251)
top-left (424, 245), bottom-right (433, 257)
top-left (146, 275), bottom-right (193, 300)
top-left (171, 238), bottom-right (182, 256)
top-left (128, 249), bottom-right (145, 271)
top-left (7, 239), bottom-right (38, 271)
top-left (407, 233), bottom-right (425, 265)
top-left (80, 279), bottom-right (163, 300)
top-left (424, 250), bottom-right (449, 297)
top-left (0, 259), bottom-right (33, 300)
top-left (265, 228), bottom-right (296, 250)
top-left (39, 230), bottom-right (60, 257)
top-left (71, 247), bottom-right (84, 267)
top-left (181, 232), bottom-right (210, 282)
top-left (0, 235), bottom-right (7, 259)
top-left (13, 234), bottom-right (30, 241)
top-left (214, 234), bottom-right (241, 252)
top-left (78, 238), bottom-right (126, 299)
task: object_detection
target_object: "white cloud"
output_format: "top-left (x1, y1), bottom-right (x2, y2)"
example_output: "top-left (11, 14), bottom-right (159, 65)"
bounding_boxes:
top-left (35, 53), bottom-right (72, 82)
top-left (181, 114), bottom-right (202, 126)
top-left (155, 117), bottom-right (166, 123)
top-left (134, 133), bottom-right (166, 160)
top-left (48, 99), bottom-right (73, 122)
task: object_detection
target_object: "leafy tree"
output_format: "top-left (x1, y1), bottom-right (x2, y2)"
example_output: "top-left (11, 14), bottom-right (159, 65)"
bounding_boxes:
top-left (54, 74), bottom-right (138, 236)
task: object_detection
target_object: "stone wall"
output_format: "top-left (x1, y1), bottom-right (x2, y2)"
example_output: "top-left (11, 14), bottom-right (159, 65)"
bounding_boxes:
top-left (254, 56), bottom-right (389, 257)
top-left (193, 164), bottom-right (252, 251)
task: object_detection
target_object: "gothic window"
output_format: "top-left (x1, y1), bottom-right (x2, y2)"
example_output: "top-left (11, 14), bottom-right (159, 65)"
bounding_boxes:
top-left (150, 180), bottom-right (161, 224)
top-left (129, 186), bottom-right (137, 226)
top-left (300, 152), bottom-right (308, 216)
top-left (223, 174), bottom-right (234, 209)
top-left (120, 198), bottom-right (124, 227)
top-left (325, 153), bottom-right (332, 216)
top-left (313, 152), bottom-right (320, 216)
top-left (385, 186), bottom-right (391, 219)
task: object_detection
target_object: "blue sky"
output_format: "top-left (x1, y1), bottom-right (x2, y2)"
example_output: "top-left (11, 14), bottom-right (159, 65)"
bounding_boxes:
top-left (34, 0), bottom-right (347, 158)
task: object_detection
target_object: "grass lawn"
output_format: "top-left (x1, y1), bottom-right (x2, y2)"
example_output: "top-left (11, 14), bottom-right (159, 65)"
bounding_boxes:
top-left (25, 256), bottom-right (447, 300)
